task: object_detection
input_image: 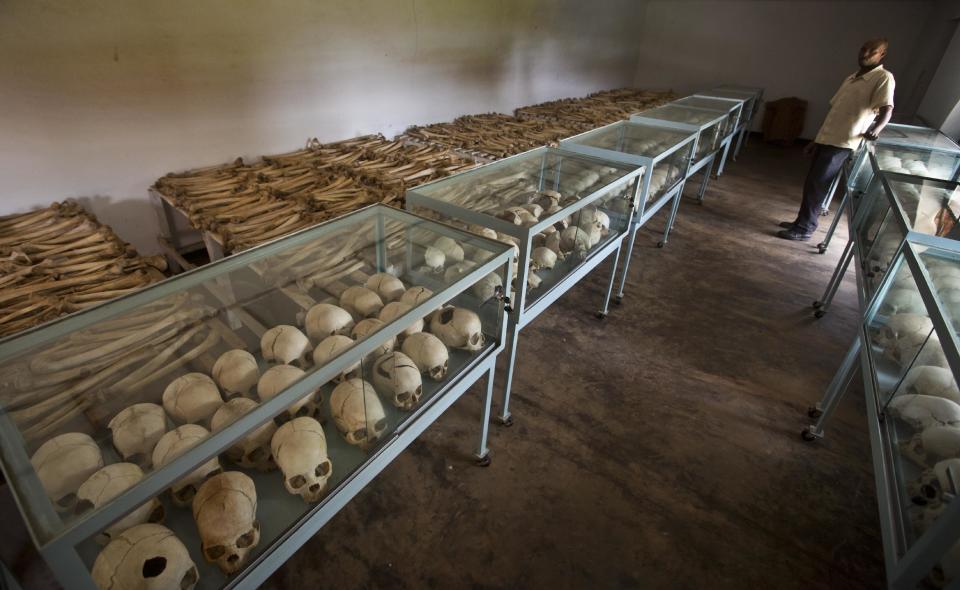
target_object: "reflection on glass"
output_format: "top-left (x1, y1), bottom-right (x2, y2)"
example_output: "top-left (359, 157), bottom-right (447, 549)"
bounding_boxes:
top-left (633, 105), bottom-right (724, 161)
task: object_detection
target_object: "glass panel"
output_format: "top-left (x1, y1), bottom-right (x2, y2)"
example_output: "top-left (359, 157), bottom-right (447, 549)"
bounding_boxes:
top-left (880, 124), bottom-right (960, 153)
top-left (871, 252), bottom-right (960, 582)
top-left (568, 123), bottom-right (694, 204)
top-left (0, 206), bottom-right (510, 580)
top-left (407, 148), bottom-right (639, 313)
top-left (673, 97), bottom-right (741, 137)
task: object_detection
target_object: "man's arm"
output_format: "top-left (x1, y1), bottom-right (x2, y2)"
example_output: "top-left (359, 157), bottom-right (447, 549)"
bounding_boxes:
top-left (863, 105), bottom-right (893, 141)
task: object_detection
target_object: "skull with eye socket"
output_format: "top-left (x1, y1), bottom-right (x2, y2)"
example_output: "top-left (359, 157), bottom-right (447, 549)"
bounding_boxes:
top-left (371, 351), bottom-right (423, 411)
top-left (330, 379), bottom-right (388, 450)
top-left (193, 472), bottom-right (260, 575)
top-left (270, 417), bottom-right (333, 503)
top-left (429, 306), bottom-right (484, 352)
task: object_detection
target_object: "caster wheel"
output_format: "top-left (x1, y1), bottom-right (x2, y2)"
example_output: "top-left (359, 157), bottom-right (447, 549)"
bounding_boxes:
top-left (801, 428), bottom-right (818, 442)
top-left (814, 309), bottom-right (826, 319)
top-left (476, 454), bottom-right (492, 467)
top-left (807, 406), bottom-right (823, 419)
top-left (817, 243), bottom-right (827, 254)
top-left (613, 295), bottom-right (623, 305)
top-left (498, 415), bottom-right (514, 427)
top-left (656, 241), bottom-right (665, 248)
top-left (595, 311), bottom-right (607, 320)
top-left (812, 300), bottom-right (823, 309)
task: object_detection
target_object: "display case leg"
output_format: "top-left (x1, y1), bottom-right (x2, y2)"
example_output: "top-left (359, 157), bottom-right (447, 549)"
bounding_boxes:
top-left (715, 141), bottom-right (731, 178)
top-left (817, 186), bottom-right (850, 254)
top-left (802, 337), bottom-right (861, 441)
top-left (475, 364), bottom-right (495, 466)
top-left (659, 192), bottom-right (683, 249)
top-left (813, 238), bottom-right (854, 318)
top-left (697, 158), bottom-right (715, 204)
top-left (733, 127), bottom-right (747, 161)
top-left (613, 223), bottom-right (639, 303)
top-left (496, 322), bottom-right (521, 427)
top-left (596, 245), bottom-right (622, 319)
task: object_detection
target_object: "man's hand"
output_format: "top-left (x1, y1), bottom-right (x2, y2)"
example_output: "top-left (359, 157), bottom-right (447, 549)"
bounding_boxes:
top-left (803, 142), bottom-right (816, 156)
top-left (863, 130), bottom-right (879, 141)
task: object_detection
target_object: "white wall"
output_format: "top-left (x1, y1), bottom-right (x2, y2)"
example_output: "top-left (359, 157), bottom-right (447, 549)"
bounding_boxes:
top-left (917, 0), bottom-right (960, 139)
top-left (632, 0), bottom-right (935, 140)
top-left (0, 0), bottom-right (645, 254)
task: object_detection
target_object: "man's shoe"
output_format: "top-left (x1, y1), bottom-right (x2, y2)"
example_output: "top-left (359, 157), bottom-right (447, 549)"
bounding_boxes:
top-left (777, 227), bottom-right (813, 241)
top-left (778, 221), bottom-right (797, 229)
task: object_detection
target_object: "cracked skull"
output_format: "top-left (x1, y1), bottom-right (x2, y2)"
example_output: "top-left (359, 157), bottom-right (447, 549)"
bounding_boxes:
top-left (193, 471), bottom-right (260, 575)
top-left (260, 325), bottom-right (312, 367)
top-left (312, 334), bottom-right (360, 383)
top-left (151, 424), bottom-right (222, 507)
top-left (163, 373), bottom-right (224, 425)
top-left (429, 306), bottom-right (484, 351)
top-left (257, 364), bottom-right (322, 423)
top-left (401, 332), bottom-right (449, 381)
top-left (108, 403), bottom-right (167, 468)
top-left (212, 350), bottom-right (260, 399)
top-left (372, 351), bottom-right (423, 410)
top-left (330, 379), bottom-right (388, 450)
top-left (303, 303), bottom-right (354, 340)
top-left (340, 285), bottom-right (384, 319)
top-left (271, 416), bottom-right (333, 502)
top-left (365, 272), bottom-right (406, 303)
top-left (91, 524), bottom-right (198, 590)
top-left (77, 463), bottom-right (165, 545)
top-left (31, 432), bottom-right (104, 512)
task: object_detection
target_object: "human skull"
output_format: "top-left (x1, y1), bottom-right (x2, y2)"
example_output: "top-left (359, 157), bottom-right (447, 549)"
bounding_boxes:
top-left (531, 247), bottom-right (558, 271)
top-left (163, 373), bottom-right (224, 425)
top-left (909, 458), bottom-right (960, 507)
top-left (211, 398), bottom-right (277, 471)
top-left (401, 286), bottom-right (433, 307)
top-left (536, 189), bottom-right (562, 210)
top-left (468, 224), bottom-right (499, 240)
top-left (401, 332), bottom-right (449, 381)
top-left (212, 350), bottom-right (260, 399)
top-left (271, 416), bottom-right (333, 502)
top-left (365, 272), bottom-right (406, 303)
top-left (340, 286), bottom-right (384, 319)
top-left (433, 237), bottom-right (465, 263)
top-left (559, 226), bottom-right (593, 258)
top-left (497, 206), bottom-right (539, 227)
top-left (109, 403), bottom-right (167, 468)
top-left (882, 288), bottom-right (926, 315)
top-left (257, 364), bottom-right (322, 423)
top-left (151, 425), bottom-right (222, 507)
top-left (91, 524), bottom-right (198, 590)
top-left (30, 432), bottom-right (103, 512)
top-left (193, 471), bottom-right (260, 575)
top-left (330, 379), bottom-right (388, 450)
top-left (260, 325), bottom-right (312, 367)
top-left (899, 366), bottom-right (960, 404)
top-left (303, 303), bottom-right (354, 340)
top-left (379, 301), bottom-right (425, 341)
top-left (77, 463), bottom-right (165, 545)
top-left (444, 260), bottom-right (479, 284)
top-left (577, 207), bottom-right (610, 235)
top-left (312, 335), bottom-right (359, 382)
top-left (473, 272), bottom-right (503, 302)
top-left (900, 425), bottom-right (960, 467)
top-left (429, 307), bottom-right (484, 351)
top-left (424, 246), bottom-right (446, 272)
top-left (522, 203), bottom-right (544, 218)
top-left (372, 351), bottom-right (423, 410)
top-left (887, 394), bottom-right (960, 430)
top-left (875, 313), bottom-right (936, 364)
top-left (351, 318), bottom-right (395, 358)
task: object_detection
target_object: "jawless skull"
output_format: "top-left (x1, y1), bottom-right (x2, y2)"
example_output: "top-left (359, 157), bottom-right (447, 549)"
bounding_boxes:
top-left (31, 432), bottom-right (104, 512)
top-left (271, 416), bottom-right (333, 502)
top-left (193, 472), bottom-right (260, 575)
top-left (211, 398), bottom-right (278, 471)
top-left (330, 379), bottom-right (388, 450)
top-left (151, 424), bottom-right (222, 507)
top-left (109, 403), bottom-right (167, 468)
top-left (91, 524), bottom-right (198, 590)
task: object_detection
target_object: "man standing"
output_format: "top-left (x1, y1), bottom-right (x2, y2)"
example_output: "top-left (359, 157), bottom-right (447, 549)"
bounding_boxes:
top-left (778, 38), bottom-right (895, 241)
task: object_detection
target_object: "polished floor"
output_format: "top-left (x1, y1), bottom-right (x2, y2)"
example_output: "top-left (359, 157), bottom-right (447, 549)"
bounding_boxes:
top-left (265, 140), bottom-right (883, 589)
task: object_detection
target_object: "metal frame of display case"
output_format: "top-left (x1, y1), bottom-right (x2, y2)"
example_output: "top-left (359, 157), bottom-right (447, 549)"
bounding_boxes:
top-left (405, 146), bottom-right (646, 425)
top-left (0, 204), bottom-right (514, 590)
top-left (813, 154), bottom-right (960, 318)
top-left (558, 120), bottom-right (698, 303)
top-left (802, 236), bottom-right (960, 589)
top-left (817, 125), bottom-right (960, 255)
top-left (674, 95), bottom-right (744, 178)
top-left (629, 106), bottom-right (727, 207)
top-left (698, 87), bottom-right (760, 162)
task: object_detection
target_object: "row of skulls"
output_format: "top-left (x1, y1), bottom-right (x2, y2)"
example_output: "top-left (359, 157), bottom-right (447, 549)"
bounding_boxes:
top-left (27, 271), bottom-right (488, 586)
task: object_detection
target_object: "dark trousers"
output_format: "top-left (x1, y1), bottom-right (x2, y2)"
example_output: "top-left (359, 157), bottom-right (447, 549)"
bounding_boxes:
top-left (795, 144), bottom-right (852, 233)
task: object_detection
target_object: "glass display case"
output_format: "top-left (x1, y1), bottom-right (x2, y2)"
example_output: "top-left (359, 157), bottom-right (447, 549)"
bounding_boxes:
top-left (405, 146), bottom-right (645, 424)
top-left (674, 95), bottom-right (744, 177)
top-left (804, 237), bottom-right (960, 588)
top-left (0, 204), bottom-right (513, 590)
top-left (711, 85), bottom-right (764, 161)
top-left (814, 151), bottom-right (960, 318)
top-left (559, 120), bottom-right (697, 302)
top-left (630, 105), bottom-right (727, 205)
top-left (819, 126), bottom-right (960, 255)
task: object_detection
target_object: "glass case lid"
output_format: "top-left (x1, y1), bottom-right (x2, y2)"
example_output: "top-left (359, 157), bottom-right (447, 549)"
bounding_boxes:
top-left (879, 124), bottom-right (960, 153)
top-left (407, 147), bottom-right (642, 227)
top-left (0, 204), bottom-right (514, 546)
top-left (674, 96), bottom-right (741, 114)
top-left (631, 104), bottom-right (725, 128)
top-left (563, 121), bottom-right (696, 160)
top-left (702, 88), bottom-right (755, 102)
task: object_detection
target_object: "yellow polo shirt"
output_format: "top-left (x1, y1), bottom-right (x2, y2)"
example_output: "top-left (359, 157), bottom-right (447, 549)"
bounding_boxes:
top-left (814, 65), bottom-right (895, 150)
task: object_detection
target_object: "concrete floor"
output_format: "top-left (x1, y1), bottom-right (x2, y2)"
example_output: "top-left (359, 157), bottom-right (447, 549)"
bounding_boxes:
top-left (264, 140), bottom-right (884, 589)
